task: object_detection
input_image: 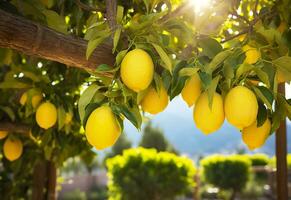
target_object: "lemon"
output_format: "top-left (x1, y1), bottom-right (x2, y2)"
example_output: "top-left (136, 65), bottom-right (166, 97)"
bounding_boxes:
top-left (20, 92), bottom-right (43, 108)
top-left (181, 74), bottom-right (201, 107)
top-left (19, 93), bottom-right (27, 106)
top-left (242, 119), bottom-right (271, 150)
top-left (36, 102), bottom-right (57, 129)
top-left (193, 92), bottom-right (225, 134)
top-left (140, 85), bottom-right (169, 114)
top-left (64, 113), bottom-right (73, 124)
top-left (85, 105), bottom-right (121, 150)
top-left (225, 86), bottom-right (258, 129)
top-left (243, 45), bottom-right (261, 64)
top-left (238, 34), bottom-right (247, 42)
top-left (0, 131), bottom-right (8, 139)
top-left (4, 138), bottom-right (23, 161)
top-left (121, 49), bottom-right (154, 92)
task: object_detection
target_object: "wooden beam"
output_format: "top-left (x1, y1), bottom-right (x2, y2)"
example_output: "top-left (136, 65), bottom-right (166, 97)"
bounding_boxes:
top-left (0, 9), bottom-right (115, 73)
top-left (276, 83), bottom-right (288, 200)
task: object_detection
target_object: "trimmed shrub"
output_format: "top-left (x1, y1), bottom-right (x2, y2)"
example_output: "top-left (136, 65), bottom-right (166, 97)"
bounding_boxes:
top-left (247, 154), bottom-right (269, 166)
top-left (200, 154), bottom-right (251, 198)
top-left (246, 154), bottom-right (270, 182)
top-left (106, 147), bottom-right (196, 200)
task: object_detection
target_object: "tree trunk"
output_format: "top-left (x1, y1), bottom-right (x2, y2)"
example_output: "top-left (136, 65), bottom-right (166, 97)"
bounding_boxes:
top-left (32, 161), bottom-right (47, 200)
top-left (230, 189), bottom-right (237, 200)
top-left (275, 83), bottom-right (288, 200)
top-left (0, 9), bottom-right (115, 74)
top-left (46, 161), bottom-right (57, 200)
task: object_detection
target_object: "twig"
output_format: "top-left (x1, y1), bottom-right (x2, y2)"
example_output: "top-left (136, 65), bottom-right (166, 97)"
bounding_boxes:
top-left (75, 0), bottom-right (104, 12)
top-left (158, 3), bottom-right (188, 23)
top-left (231, 13), bottom-right (251, 25)
top-left (254, 0), bottom-right (259, 17)
top-left (221, 29), bottom-right (249, 43)
top-left (222, 10), bottom-right (277, 43)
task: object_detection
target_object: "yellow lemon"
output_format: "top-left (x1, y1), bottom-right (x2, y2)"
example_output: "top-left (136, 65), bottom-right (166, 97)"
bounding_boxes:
top-left (193, 92), bottom-right (225, 134)
top-left (181, 74), bottom-right (202, 107)
top-left (3, 138), bottom-right (23, 161)
top-left (19, 93), bottom-right (27, 106)
top-left (20, 92), bottom-right (43, 108)
top-left (243, 45), bottom-right (261, 64)
top-left (85, 106), bottom-right (121, 150)
top-left (140, 85), bottom-right (169, 114)
top-left (121, 49), bottom-right (154, 92)
top-left (225, 86), bottom-right (258, 129)
top-left (0, 131), bottom-right (8, 139)
top-left (64, 113), bottom-right (73, 124)
top-left (36, 102), bottom-right (57, 129)
top-left (31, 94), bottom-right (43, 108)
top-left (242, 119), bottom-right (271, 150)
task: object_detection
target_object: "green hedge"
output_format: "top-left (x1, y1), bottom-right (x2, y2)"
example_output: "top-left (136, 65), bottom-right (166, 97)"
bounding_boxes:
top-left (106, 147), bottom-right (196, 200)
top-left (200, 155), bottom-right (251, 192)
top-left (246, 154), bottom-right (269, 166)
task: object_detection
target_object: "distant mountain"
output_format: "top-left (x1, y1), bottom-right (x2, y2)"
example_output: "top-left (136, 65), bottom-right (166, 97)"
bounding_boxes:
top-left (124, 96), bottom-right (291, 157)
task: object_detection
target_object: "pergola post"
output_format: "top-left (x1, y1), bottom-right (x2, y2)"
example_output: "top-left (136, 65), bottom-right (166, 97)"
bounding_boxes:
top-left (276, 83), bottom-right (288, 200)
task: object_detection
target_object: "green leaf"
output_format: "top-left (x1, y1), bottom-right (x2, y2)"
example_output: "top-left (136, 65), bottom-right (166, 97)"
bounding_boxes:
top-left (207, 50), bottom-right (231, 73)
top-left (272, 56), bottom-right (291, 72)
top-left (95, 64), bottom-right (118, 73)
top-left (0, 81), bottom-right (30, 89)
top-left (153, 73), bottom-right (162, 94)
top-left (112, 105), bottom-right (139, 129)
top-left (42, 10), bottom-right (67, 34)
top-left (252, 86), bottom-right (273, 109)
top-left (57, 106), bottom-right (66, 131)
top-left (116, 6), bottom-right (124, 23)
top-left (207, 76), bottom-right (221, 108)
top-left (253, 68), bottom-right (270, 87)
top-left (199, 72), bottom-right (212, 90)
top-left (86, 35), bottom-right (109, 60)
top-left (152, 43), bottom-right (172, 72)
top-left (198, 37), bottom-right (222, 58)
top-left (0, 106), bottom-right (15, 121)
top-left (257, 101), bottom-right (267, 127)
top-left (78, 84), bottom-right (100, 124)
top-left (113, 28), bottom-right (121, 53)
top-left (179, 67), bottom-right (199, 77)
top-left (236, 63), bottom-right (254, 78)
top-left (115, 50), bottom-right (128, 66)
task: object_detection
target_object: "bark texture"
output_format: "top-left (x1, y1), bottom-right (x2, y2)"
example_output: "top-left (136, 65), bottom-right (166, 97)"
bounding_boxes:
top-left (0, 9), bottom-right (115, 71)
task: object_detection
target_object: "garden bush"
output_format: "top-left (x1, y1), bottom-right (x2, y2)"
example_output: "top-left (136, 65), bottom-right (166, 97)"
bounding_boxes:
top-left (247, 154), bottom-right (270, 166)
top-left (106, 147), bottom-right (196, 200)
top-left (200, 154), bottom-right (251, 199)
top-left (246, 154), bottom-right (270, 182)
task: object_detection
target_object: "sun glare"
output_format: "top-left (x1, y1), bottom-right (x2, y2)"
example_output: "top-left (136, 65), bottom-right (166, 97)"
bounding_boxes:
top-left (190, 0), bottom-right (211, 14)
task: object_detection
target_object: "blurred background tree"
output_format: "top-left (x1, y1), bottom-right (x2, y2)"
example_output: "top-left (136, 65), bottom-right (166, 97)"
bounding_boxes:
top-left (139, 122), bottom-right (179, 154)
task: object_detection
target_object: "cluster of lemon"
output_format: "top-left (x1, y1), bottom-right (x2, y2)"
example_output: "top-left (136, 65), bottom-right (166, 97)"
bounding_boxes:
top-left (0, 92), bottom-right (74, 162)
top-left (85, 47), bottom-right (277, 151)
top-left (20, 91), bottom-right (73, 130)
top-left (0, 131), bottom-right (23, 161)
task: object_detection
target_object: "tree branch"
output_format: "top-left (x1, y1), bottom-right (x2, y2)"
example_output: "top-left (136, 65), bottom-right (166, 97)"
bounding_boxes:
top-left (221, 29), bottom-right (249, 43)
top-left (0, 9), bottom-right (115, 76)
top-left (0, 122), bottom-right (30, 134)
top-left (105, 0), bottom-right (117, 32)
